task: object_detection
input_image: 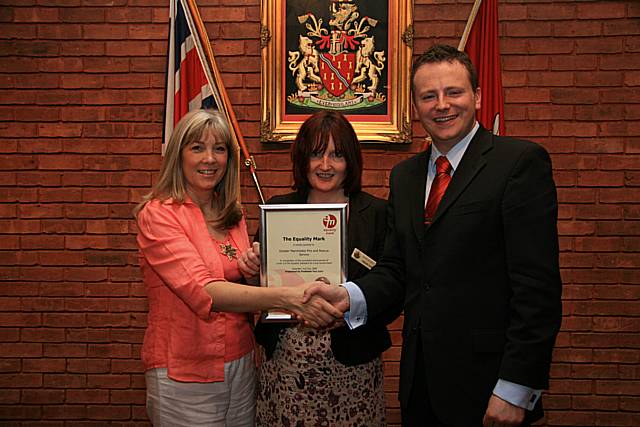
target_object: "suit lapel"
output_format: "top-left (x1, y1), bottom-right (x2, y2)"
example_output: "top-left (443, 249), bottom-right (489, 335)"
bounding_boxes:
top-left (429, 128), bottom-right (493, 226)
top-left (408, 149), bottom-right (430, 244)
top-left (347, 193), bottom-right (371, 278)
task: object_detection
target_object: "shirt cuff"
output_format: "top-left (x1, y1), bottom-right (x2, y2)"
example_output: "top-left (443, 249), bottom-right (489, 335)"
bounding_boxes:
top-left (493, 379), bottom-right (542, 411)
top-left (342, 281), bottom-right (367, 330)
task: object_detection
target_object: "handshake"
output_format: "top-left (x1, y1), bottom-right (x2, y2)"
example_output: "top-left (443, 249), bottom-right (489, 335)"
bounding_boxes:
top-left (238, 243), bottom-right (352, 329)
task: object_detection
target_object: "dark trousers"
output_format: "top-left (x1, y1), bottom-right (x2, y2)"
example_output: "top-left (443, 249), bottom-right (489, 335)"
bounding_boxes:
top-left (401, 338), bottom-right (451, 427)
top-left (401, 339), bottom-right (533, 427)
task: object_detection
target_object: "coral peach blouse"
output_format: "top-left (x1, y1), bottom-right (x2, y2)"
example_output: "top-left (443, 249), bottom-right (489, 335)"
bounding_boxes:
top-left (136, 198), bottom-right (254, 382)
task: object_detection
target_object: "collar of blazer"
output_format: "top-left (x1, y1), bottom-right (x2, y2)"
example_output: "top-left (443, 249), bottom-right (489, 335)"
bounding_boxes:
top-left (412, 127), bottom-right (494, 239)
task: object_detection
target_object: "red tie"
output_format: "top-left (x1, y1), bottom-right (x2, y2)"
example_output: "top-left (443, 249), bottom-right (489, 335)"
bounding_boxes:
top-left (424, 156), bottom-right (452, 224)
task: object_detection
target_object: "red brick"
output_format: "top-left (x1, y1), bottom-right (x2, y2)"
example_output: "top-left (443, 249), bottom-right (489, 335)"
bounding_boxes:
top-left (530, 38), bottom-right (575, 54)
top-left (66, 358), bottom-right (109, 373)
top-left (79, 24), bottom-right (128, 40)
top-left (0, 219), bottom-right (41, 233)
top-left (503, 121), bottom-right (549, 137)
top-left (549, 379), bottom-right (593, 394)
top-left (597, 412), bottom-right (640, 426)
top-left (577, 300), bottom-right (639, 318)
top-left (528, 4), bottom-right (576, 20)
top-left (502, 55), bottom-right (548, 71)
top-left (0, 373), bottom-right (43, 388)
top-left (604, 20), bottom-right (640, 36)
top-left (576, 3), bottom-right (627, 19)
top-left (551, 88), bottom-right (599, 104)
top-left (87, 373), bottom-right (131, 389)
top-left (550, 54), bottom-right (598, 71)
top-left (20, 235), bottom-right (64, 249)
top-left (13, 7), bottom-right (59, 22)
top-left (128, 23), bottom-right (166, 39)
top-left (596, 380), bottom-right (640, 396)
top-left (84, 283), bottom-right (128, 298)
top-left (44, 344), bottom-right (87, 358)
top-left (553, 21), bottom-right (602, 37)
top-left (0, 123), bottom-right (38, 137)
top-left (0, 405), bottom-right (43, 420)
top-left (601, 155), bottom-right (640, 170)
top-left (37, 23), bottom-right (82, 39)
top-left (528, 71), bottom-right (574, 88)
top-left (577, 38), bottom-right (625, 54)
top-left (600, 188), bottom-right (640, 203)
top-left (579, 71), bottom-right (625, 87)
top-left (561, 285), bottom-right (591, 304)
top-left (41, 404), bottom-right (86, 419)
top-left (61, 40), bottom-right (106, 56)
top-left (110, 359), bottom-right (143, 374)
top-left (22, 327), bottom-right (66, 342)
top-left (596, 253), bottom-right (640, 268)
top-left (574, 237), bottom-right (622, 252)
top-left (130, 56), bottom-right (164, 72)
top-left (547, 410), bottom-right (597, 425)
top-left (110, 389), bottom-right (145, 404)
top-left (22, 358), bottom-right (66, 373)
top-left (593, 285), bottom-right (640, 300)
top-left (66, 389), bottom-right (109, 404)
top-left (1, 22), bottom-right (37, 39)
top-left (552, 122), bottom-right (597, 138)
top-left (105, 7), bottom-right (151, 23)
top-left (577, 171), bottom-right (625, 187)
top-left (620, 397), bottom-right (640, 411)
top-left (602, 53), bottom-right (640, 70)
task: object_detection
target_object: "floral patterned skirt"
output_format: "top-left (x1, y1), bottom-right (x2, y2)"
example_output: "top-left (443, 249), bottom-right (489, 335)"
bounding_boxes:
top-left (255, 326), bottom-right (386, 427)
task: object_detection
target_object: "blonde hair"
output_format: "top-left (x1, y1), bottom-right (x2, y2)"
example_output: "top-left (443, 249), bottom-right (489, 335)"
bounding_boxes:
top-left (134, 109), bottom-right (242, 228)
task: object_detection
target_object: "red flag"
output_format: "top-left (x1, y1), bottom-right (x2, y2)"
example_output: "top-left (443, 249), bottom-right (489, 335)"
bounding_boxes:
top-left (462, 0), bottom-right (504, 135)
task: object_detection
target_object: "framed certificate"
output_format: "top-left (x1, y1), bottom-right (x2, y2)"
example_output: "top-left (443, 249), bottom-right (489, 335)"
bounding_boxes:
top-left (259, 203), bottom-right (348, 321)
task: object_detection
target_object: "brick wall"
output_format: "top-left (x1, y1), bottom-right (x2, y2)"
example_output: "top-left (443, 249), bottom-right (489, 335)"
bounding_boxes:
top-left (0, 0), bottom-right (638, 425)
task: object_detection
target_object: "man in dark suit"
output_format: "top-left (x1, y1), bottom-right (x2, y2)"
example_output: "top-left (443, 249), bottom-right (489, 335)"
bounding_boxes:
top-left (305, 44), bottom-right (562, 426)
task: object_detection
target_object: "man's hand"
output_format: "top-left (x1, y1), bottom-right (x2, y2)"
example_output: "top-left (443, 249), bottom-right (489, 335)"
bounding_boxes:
top-left (238, 242), bottom-right (260, 279)
top-left (483, 394), bottom-right (525, 427)
top-left (302, 283), bottom-right (350, 313)
top-left (280, 282), bottom-right (345, 329)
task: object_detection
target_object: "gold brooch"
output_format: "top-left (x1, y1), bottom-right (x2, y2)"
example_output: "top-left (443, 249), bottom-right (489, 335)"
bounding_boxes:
top-left (219, 242), bottom-right (238, 261)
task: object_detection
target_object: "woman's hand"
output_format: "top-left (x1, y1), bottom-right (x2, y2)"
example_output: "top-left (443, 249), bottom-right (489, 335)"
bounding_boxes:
top-left (281, 282), bottom-right (345, 328)
top-left (238, 242), bottom-right (261, 280)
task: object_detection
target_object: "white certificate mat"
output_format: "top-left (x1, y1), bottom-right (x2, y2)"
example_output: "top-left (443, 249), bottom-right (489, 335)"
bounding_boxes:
top-left (259, 203), bottom-right (347, 321)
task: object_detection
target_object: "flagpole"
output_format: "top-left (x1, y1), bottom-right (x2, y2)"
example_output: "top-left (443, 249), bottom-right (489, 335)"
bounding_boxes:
top-left (458, 0), bottom-right (482, 51)
top-left (184, 0), bottom-right (265, 204)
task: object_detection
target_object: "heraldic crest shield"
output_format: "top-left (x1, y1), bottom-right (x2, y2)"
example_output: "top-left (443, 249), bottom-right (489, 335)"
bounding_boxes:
top-left (287, 0), bottom-right (387, 110)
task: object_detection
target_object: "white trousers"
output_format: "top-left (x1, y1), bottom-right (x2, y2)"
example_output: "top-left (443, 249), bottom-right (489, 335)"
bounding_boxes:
top-left (145, 352), bottom-right (255, 427)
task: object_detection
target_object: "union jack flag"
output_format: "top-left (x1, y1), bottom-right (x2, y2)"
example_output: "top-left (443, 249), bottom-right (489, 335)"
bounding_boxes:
top-left (163, 0), bottom-right (222, 152)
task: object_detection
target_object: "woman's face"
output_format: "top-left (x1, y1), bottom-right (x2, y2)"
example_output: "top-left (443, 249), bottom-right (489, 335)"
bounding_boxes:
top-left (181, 128), bottom-right (228, 201)
top-left (306, 135), bottom-right (347, 195)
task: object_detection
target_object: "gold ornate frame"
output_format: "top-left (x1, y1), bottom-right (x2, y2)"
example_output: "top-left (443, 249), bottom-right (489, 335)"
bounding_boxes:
top-left (260, 0), bottom-right (413, 143)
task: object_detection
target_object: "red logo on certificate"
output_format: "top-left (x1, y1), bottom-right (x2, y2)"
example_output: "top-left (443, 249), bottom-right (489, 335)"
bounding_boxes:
top-left (322, 214), bottom-right (337, 229)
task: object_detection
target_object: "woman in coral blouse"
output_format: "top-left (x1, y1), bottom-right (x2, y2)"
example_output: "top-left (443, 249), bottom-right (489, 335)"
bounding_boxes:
top-left (134, 109), bottom-right (340, 426)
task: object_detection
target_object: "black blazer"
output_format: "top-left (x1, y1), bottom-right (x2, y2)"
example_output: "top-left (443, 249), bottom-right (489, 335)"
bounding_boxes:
top-left (254, 190), bottom-right (401, 366)
top-left (355, 127), bottom-right (563, 425)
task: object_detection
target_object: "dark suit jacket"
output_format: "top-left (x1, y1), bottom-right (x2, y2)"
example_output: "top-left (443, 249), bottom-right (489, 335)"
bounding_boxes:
top-left (355, 127), bottom-right (562, 426)
top-left (255, 190), bottom-right (401, 366)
